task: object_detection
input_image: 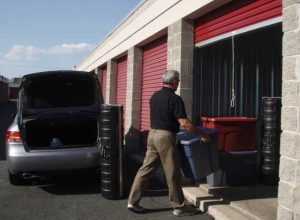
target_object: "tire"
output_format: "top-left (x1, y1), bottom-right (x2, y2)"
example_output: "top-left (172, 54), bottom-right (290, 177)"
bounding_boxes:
top-left (8, 172), bottom-right (26, 185)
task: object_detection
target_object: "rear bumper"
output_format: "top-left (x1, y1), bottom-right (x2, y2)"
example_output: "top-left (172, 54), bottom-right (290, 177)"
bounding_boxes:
top-left (7, 143), bottom-right (100, 174)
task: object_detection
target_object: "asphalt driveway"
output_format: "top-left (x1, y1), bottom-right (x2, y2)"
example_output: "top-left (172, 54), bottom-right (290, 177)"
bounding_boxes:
top-left (0, 101), bottom-right (212, 220)
top-left (0, 161), bottom-right (213, 220)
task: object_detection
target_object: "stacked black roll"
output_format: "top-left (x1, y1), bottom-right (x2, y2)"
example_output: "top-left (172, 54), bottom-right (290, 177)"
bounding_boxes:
top-left (261, 97), bottom-right (281, 185)
top-left (99, 104), bottom-right (124, 199)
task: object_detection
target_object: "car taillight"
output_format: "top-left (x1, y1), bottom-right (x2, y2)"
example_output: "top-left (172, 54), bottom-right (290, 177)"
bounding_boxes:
top-left (6, 131), bottom-right (22, 143)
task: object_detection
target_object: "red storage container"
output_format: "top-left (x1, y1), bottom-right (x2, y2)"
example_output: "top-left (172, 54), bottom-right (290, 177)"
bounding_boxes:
top-left (202, 117), bottom-right (256, 152)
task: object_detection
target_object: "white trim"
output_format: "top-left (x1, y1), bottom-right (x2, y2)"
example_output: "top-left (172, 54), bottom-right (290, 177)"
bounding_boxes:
top-left (79, 0), bottom-right (183, 71)
top-left (77, 0), bottom-right (214, 71)
top-left (195, 16), bottom-right (282, 48)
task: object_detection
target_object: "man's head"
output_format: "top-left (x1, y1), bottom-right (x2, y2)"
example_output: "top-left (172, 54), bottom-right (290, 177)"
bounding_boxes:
top-left (162, 70), bottom-right (180, 91)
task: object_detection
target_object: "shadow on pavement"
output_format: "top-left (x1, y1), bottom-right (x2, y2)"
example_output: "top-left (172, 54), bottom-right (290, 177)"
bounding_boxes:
top-left (39, 170), bottom-right (102, 195)
top-left (0, 101), bottom-right (17, 160)
top-left (142, 207), bottom-right (173, 213)
top-left (41, 182), bottom-right (101, 195)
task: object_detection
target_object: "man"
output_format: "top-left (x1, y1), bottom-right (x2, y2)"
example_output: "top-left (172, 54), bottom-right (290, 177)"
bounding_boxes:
top-left (127, 70), bottom-right (209, 217)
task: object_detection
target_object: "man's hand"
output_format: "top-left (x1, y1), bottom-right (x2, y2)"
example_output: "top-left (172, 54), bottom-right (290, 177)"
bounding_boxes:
top-left (177, 118), bottom-right (211, 143)
top-left (200, 134), bottom-right (211, 143)
top-left (178, 118), bottom-right (197, 133)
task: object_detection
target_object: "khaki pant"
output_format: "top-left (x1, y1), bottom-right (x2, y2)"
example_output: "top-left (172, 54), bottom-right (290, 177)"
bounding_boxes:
top-left (128, 129), bottom-right (184, 208)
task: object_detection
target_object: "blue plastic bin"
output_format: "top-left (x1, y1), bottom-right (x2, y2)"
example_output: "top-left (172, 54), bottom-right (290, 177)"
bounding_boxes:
top-left (177, 127), bottom-right (220, 182)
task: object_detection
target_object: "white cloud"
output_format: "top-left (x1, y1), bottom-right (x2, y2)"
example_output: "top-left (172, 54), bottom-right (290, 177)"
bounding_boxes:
top-left (4, 43), bottom-right (94, 61)
top-left (48, 43), bottom-right (94, 55)
top-left (4, 45), bottom-right (44, 61)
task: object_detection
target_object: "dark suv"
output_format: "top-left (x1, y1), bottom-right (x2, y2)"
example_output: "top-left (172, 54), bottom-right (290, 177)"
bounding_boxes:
top-left (6, 71), bottom-right (103, 184)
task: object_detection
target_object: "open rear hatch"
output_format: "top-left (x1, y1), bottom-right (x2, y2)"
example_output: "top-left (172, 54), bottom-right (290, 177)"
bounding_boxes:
top-left (24, 114), bottom-right (98, 149)
top-left (20, 72), bottom-right (101, 150)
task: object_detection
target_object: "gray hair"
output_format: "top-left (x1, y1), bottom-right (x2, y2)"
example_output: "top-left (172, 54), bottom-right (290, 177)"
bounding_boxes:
top-left (162, 70), bottom-right (180, 84)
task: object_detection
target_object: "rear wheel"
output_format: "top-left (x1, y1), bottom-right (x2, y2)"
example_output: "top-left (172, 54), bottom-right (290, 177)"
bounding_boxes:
top-left (8, 172), bottom-right (26, 185)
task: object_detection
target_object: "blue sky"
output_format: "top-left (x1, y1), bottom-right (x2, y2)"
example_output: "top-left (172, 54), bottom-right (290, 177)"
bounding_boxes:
top-left (0, 0), bottom-right (141, 79)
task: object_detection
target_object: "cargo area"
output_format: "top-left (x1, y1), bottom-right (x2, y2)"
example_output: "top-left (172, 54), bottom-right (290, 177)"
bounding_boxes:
top-left (19, 72), bottom-right (100, 150)
top-left (24, 116), bottom-right (98, 149)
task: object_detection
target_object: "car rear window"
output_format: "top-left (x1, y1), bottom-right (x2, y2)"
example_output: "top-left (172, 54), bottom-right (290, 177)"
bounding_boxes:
top-left (23, 75), bottom-right (96, 108)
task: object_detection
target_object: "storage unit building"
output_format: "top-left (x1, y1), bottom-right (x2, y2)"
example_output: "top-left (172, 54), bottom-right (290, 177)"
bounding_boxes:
top-left (99, 66), bottom-right (107, 103)
top-left (76, 0), bottom-right (299, 219)
top-left (0, 76), bottom-right (9, 103)
top-left (140, 37), bottom-right (167, 131)
top-left (192, 0), bottom-right (282, 120)
top-left (115, 55), bottom-right (128, 107)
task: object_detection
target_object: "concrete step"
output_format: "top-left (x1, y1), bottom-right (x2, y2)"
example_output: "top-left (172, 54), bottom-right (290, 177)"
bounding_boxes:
top-left (199, 183), bottom-right (228, 195)
top-left (199, 184), bottom-right (278, 220)
top-left (183, 186), bottom-right (254, 219)
top-left (208, 205), bottom-right (256, 220)
top-left (182, 186), bottom-right (224, 212)
top-left (199, 184), bottom-right (277, 200)
top-left (230, 198), bottom-right (278, 220)
top-left (183, 185), bottom-right (278, 220)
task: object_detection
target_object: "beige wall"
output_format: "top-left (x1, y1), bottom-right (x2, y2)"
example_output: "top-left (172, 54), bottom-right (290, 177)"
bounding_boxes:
top-left (278, 1), bottom-right (300, 219)
top-left (168, 19), bottom-right (194, 118)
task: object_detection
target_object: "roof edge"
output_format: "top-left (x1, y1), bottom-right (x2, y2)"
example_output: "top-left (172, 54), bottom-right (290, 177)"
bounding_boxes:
top-left (78, 0), bottom-right (149, 68)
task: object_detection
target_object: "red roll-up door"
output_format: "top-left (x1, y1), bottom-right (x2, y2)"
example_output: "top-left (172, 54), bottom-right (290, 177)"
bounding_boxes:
top-left (140, 37), bottom-right (167, 131)
top-left (99, 66), bottom-right (107, 102)
top-left (116, 55), bottom-right (128, 107)
top-left (194, 0), bottom-right (282, 43)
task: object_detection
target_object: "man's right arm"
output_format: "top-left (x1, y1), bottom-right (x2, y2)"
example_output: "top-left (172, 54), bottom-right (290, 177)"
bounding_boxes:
top-left (177, 118), bottom-right (210, 142)
top-left (177, 118), bottom-right (197, 133)
top-left (173, 95), bottom-right (210, 142)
